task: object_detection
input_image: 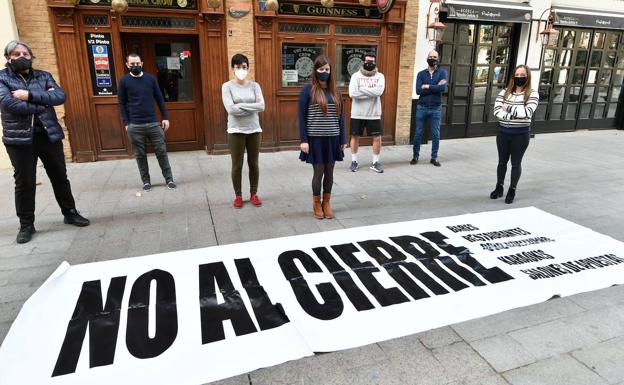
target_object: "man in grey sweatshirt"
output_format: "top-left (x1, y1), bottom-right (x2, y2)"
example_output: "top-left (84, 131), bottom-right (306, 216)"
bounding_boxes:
top-left (348, 52), bottom-right (385, 173)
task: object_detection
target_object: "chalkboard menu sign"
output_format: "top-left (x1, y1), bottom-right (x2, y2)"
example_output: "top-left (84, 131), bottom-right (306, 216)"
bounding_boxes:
top-left (281, 43), bottom-right (326, 86)
top-left (85, 33), bottom-right (117, 96)
top-left (79, 0), bottom-right (198, 10)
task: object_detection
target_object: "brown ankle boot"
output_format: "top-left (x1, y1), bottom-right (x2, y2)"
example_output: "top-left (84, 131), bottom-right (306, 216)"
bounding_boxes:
top-left (313, 195), bottom-right (323, 219)
top-left (322, 192), bottom-right (334, 219)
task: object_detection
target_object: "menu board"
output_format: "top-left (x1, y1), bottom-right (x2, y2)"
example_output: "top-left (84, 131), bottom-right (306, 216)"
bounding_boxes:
top-left (85, 33), bottom-right (117, 96)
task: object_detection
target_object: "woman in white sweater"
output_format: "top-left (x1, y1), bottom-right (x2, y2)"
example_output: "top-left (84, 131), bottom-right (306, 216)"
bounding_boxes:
top-left (491, 65), bottom-right (539, 204)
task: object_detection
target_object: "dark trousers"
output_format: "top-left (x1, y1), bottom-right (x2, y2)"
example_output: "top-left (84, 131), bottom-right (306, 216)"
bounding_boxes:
top-left (496, 132), bottom-right (530, 189)
top-left (228, 132), bottom-right (261, 196)
top-left (127, 122), bottom-right (173, 184)
top-left (5, 132), bottom-right (76, 227)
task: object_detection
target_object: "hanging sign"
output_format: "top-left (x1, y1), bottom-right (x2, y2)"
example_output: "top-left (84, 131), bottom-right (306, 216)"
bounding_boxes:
top-left (445, 0), bottom-right (532, 23)
top-left (1, 207), bottom-right (624, 385)
top-left (85, 33), bottom-right (117, 96)
top-left (553, 8), bottom-right (624, 30)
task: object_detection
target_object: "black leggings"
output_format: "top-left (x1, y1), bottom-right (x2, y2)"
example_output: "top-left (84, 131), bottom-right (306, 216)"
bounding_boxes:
top-left (312, 163), bottom-right (335, 196)
top-left (496, 132), bottom-right (530, 189)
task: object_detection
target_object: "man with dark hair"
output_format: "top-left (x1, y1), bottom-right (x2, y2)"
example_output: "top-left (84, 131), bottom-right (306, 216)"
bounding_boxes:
top-left (118, 53), bottom-right (176, 192)
top-left (348, 51), bottom-right (385, 173)
top-left (1, 40), bottom-right (89, 244)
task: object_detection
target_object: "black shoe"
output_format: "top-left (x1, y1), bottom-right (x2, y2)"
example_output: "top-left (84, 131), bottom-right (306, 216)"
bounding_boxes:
top-left (167, 180), bottom-right (177, 190)
top-left (410, 159), bottom-right (418, 165)
top-left (16, 225), bottom-right (35, 244)
top-left (505, 188), bottom-right (516, 204)
top-left (64, 209), bottom-right (90, 227)
top-left (490, 184), bottom-right (504, 199)
top-left (143, 182), bottom-right (152, 192)
top-left (430, 159), bottom-right (441, 167)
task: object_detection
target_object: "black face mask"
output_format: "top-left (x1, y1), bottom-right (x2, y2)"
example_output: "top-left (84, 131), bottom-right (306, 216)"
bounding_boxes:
top-left (129, 65), bottom-right (143, 76)
top-left (427, 58), bottom-right (438, 67)
top-left (363, 61), bottom-right (376, 71)
top-left (316, 71), bottom-right (330, 82)
top-left (514, 76), bottom-right (528, 87)
top-left (9, 57), bottom-right (32, 73)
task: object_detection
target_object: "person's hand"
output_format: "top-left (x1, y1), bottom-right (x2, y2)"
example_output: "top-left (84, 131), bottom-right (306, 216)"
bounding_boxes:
top-left (12, 90), bottom-right (29, 101)
top-left (300, 143), bottom-right (309, 154)
top-left (341, 144), bottom-right (346, 150)
top-left (421, 84), bottom-right (430, 90)
top-left (501, 103), bottom-right (509, 112)
top-left (162, 120), bottom-right (170, 131)
top-left (438, 79), bottom-right (447, 85)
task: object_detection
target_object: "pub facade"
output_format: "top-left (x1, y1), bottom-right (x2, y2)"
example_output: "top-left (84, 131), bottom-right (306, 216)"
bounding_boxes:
top-left (43, 0), bottom-right (413, 162)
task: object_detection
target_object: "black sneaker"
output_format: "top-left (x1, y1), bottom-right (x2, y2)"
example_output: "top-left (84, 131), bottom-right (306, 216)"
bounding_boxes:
top-left (410, 159), bottom-right (418, 165)
top-left (167, 180), bottom-right (177, 190)
top-left (143, 183), bottom-right (152, 192)
top-left (64, 209), bottom-right (90, 227)
top-left (350, 161), bottom-right (359, 172)
top-left (430, 159), bottom-right (441, 167)
top-left (16, 225), bottom-right (35, 244)
top-left (370, 162), bottom-right (384, 173)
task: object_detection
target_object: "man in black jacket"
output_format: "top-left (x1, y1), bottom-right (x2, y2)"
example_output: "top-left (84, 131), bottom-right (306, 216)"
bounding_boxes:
top-left (0, 40), bottom-right (89, 244)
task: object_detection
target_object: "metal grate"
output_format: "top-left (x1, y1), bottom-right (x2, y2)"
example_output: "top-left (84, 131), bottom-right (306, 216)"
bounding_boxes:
top-left (121, 16), bottom-right (196, 29)
top-left (82, 15), bottom-right (110, 27)
top-left (335, 25), bottom-right (381, 36)
top-left (278, 23), bottom-right (329, 34)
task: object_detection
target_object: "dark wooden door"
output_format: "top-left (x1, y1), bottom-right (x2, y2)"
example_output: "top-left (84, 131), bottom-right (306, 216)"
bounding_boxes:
top-left (122, 34), bottom-right (204, 151)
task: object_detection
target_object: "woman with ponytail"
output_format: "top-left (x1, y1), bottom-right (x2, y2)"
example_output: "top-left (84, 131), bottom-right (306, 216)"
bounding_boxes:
top-left (490, 64), bottom-right (539, 204)
top-left (298, 55), bottom-right (346, 219)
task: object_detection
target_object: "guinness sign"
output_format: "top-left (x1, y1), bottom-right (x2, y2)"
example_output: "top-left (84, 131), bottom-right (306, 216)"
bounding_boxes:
top-left (278, 2), bottom-right (382, 19)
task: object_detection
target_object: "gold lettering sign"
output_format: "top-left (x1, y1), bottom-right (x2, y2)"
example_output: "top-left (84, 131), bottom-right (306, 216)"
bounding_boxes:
top-left (81, 0), bottom-right (196, 9)
top-left (283, 3), bottom-right (379, 19)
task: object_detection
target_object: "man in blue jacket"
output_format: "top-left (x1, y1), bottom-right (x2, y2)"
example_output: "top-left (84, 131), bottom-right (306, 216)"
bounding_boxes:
top-left (1, 40), bottom-right (89, 244)
top-left (412, 50), bottom-right (447, 167)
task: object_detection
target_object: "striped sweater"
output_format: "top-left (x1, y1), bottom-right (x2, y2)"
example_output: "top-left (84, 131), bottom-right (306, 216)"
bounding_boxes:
top-left (298, 83), bottom-right (346, 144)
top-left (493, 89), bottom-right (539, 134)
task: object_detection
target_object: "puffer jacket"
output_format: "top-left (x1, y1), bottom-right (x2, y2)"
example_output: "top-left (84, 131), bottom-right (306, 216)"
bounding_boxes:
top-left (0, 65), bottom-right (66, 145)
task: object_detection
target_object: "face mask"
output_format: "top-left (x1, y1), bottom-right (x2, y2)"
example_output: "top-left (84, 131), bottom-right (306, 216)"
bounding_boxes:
top-left (10, 57), bottom-right (32, 73)
top-left (363, 61), bottom-right (376, 71)
top-left (129, 65), bottom-right (142, 76)
top-left (427, 58), bottom-right (438, 67)
top-left (514, 76), bottom-right (528, 87)
top-left (316, 71), bottom-right (330, 82)
top-left (234, 68), bottom-right (248, 81)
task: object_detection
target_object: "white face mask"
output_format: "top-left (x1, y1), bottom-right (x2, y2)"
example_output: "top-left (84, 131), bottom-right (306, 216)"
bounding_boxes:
top-left (234, 68), bottom-right (248, 81)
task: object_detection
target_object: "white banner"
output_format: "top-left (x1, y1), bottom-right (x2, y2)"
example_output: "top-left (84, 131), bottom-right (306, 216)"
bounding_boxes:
top-left (1, 207), bottom-right (624, 385)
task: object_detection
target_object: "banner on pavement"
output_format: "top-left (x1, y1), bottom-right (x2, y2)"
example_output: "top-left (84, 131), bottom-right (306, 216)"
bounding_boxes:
top-left (1, 207), bottom-right (623, 385)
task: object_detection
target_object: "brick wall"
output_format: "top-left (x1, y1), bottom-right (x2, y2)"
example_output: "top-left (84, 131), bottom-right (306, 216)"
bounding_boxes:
top-left (225, 0), bottom-right (256, 79)
top-left (395, 0), bottom-right (418, 144)
top-left (11, 0), bottom-right (71, 158)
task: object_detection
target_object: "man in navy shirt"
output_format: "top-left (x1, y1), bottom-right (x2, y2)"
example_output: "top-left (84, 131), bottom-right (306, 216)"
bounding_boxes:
top-left (412, 50), bottom-right (447, 167)
top-left (118, 53), bottom-right (175, 192)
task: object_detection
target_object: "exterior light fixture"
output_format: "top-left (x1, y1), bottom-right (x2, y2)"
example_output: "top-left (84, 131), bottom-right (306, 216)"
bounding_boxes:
top-left (537, 9), bottom-right (560, 47)
top-left (426, 0), bottom-right (446, 45)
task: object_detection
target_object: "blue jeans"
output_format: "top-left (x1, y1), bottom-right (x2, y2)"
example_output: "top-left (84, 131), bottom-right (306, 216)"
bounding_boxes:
top-left (413, 105), bottom-right (441, 161)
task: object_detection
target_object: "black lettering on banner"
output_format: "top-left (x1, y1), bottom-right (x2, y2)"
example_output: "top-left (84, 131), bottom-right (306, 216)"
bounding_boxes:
top-left (331, 243), bottom-right (409, 307)
top-left (446, 224), bottom-right (480, 233)
top-left (421, 231), bottom-right (514, 284)
top-left (234, 258), bottom-right (290, 330)
top-left (390, 235), bottom-right (471, 292)
top-left (199, 262), bottom-right (258, 344)
top-left (52, 277), bottom-right (127, 377)
top-left (358, 239), bottom-right (448, 299)
top-left (312, 247), bottom-right (375, 312)
top-left (126, 270), bottom-right (178, 359)
top-left (278, 250), bottom-right (344, 320)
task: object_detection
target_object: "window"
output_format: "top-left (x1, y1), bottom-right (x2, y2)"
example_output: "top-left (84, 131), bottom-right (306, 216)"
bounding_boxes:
top-left (336, 45), bottom-right (377, 87)
top-left (281, 43), bottom-right (326, 87)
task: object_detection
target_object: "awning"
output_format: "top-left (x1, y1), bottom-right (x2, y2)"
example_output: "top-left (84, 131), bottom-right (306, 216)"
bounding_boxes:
top-left (553, 6), bottom-right (624, 30)
top-left (444, 0), bottom-right (532, 23)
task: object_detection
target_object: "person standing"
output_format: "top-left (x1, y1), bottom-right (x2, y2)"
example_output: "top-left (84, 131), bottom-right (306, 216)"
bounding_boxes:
top-left (221, 54), bottom-right (265, 209)
top-left (118, 53), bottom-right (176, 192)
top-left (299, 55), bottom-right (346, 219)
top-left (1, 40), bottom-right (89, 244)
top-left (412, 50), bottom-right (447, 167)
top-left (348, 51), bottom-right (385, 173)
top-left (491, 65), bottom-right (539, 204)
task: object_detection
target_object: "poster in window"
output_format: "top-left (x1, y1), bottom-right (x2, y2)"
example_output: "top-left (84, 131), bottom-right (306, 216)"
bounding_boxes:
top-left (85, 32), bottom-right (117, 96)
top-left (340, 46), bottom-right (377, 85)
top-left (281, 43), bottom-right (326, 86)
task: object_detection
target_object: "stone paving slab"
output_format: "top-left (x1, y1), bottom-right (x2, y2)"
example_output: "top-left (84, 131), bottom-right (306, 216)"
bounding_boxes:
top-left (1, 130), bottom-right (624, 384)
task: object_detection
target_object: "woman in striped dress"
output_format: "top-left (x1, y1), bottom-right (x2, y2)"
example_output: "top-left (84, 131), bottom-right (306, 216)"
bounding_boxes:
top-left (491, 65), bottom-right (539, 204)
top-left (298, 55), bottom-right (346, 219)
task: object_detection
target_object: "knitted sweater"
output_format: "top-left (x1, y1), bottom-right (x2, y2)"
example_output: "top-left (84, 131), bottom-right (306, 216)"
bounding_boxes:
top-left (493, 89), bottom-right (539, 134)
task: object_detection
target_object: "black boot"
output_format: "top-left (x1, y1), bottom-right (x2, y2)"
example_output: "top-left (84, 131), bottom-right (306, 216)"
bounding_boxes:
top-left (490, 184), bottom-right (504, 199)
top-left (505, 188), bottom-right (516, 204)
top-left (64, 209), bottom-right (90, 227)
top-left (16, 225), bottom-right (36, 244)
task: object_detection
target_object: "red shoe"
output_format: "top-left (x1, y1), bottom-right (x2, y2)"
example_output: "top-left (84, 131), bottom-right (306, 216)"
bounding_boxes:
top-left (233, 195), bottom-right (243, 209)
top-left (250, 194), bottom-right (262, 207)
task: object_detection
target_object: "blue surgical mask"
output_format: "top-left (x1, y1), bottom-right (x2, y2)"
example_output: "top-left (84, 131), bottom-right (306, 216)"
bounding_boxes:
top-left (316, 71), bottom-right (330, 81)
